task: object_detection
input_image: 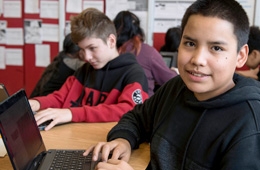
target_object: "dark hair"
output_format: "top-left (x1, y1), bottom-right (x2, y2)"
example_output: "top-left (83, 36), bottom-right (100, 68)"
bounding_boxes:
top-left (113, 11), bottom-right (145, 49)
top-left (160, 27), bottom-right (182, 52)
top-left (248, 26), bottom-right (260, 54)
top-left (31, 33), bottom-right (81, 97)
top-left (63, 33), bottom-right (81, 55)
top-left (70, 8), bottom-right (116, 44)
top-left (181, 0), bottom-right (249, 52)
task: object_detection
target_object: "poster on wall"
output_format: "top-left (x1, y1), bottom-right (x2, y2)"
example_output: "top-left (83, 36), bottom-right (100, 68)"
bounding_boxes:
top-left (40, 0), bottom-right (59, 19)
top-left (153, 0), bottom-right (195, 33)
top-left (105, 0), bottom-right (148, 38)
top-left (237, 0), bottom-right (256, 25)
top-left (24, 20), bottom-right (42, 44)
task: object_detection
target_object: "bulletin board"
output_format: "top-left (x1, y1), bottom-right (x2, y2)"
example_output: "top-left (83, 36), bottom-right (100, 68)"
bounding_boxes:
top-left (23, 0), bottom-right (60, 96)
top-left (0, 0), bottom-right (24, 95)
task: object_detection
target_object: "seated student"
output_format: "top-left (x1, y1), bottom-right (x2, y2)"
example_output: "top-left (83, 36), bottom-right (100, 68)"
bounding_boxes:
top-left (160, 26), bottom-right (182, 74)
top-left (30, 33), bottom-right (85, 98)
top-left (83, 0), bottom-right (260, 169)
top-left (236, 26), bottom-right (260, 80)
top-left (29, 8), bottom-right (149, 131)
top-left (160, 26), bottom-right (182, 52)
top-left (113, 11), bottom-right (178, 97)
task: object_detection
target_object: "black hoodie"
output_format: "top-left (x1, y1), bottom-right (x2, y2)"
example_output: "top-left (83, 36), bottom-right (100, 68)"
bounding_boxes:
top-left (108, 74), bottom-right (260, 170)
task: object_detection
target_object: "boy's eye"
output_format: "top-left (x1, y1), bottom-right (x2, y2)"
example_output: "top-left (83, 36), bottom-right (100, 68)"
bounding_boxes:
top-left (184, 41), bottom-right (195, 47)
top-left (212, 46), bottom-right (223, 51)
top-left (89, 47), bottom-right (94, 51)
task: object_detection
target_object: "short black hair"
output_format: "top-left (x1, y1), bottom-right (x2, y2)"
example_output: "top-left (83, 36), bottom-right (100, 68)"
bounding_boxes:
top-left (181, 0), bottom-right (249, 52)
top-left (248, 26), bottom-right (260, 54)
top-left (161, 27), bottom-right (182, 52)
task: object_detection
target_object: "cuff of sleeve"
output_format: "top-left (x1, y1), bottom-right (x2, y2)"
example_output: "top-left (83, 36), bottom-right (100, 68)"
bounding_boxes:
top-left (70, 107), bottom-right (86, 122)
top-left (107, 130), bottom-right (138, 150)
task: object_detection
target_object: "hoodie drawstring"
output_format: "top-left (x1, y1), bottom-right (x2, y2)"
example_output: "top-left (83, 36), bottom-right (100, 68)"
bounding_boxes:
top-left (95, 62), bottom-right (110, 106)
top-left (180, 109), bottom-right (207, 170)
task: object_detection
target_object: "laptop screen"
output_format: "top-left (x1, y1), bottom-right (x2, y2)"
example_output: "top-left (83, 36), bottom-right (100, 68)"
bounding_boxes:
top-left (160, 51), bottom-right (178, 68)
top-left (0, 90), bottom-right (46, 170)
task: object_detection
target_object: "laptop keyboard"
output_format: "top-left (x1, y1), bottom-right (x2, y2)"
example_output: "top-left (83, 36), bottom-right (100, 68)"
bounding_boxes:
top-left (49, 150), bottom-right (96, 170)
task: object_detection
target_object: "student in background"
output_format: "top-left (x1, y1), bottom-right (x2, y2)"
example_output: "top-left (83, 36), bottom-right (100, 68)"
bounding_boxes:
top-left (83, 0), bottom-right (260, 169)
top-left (236, 26), bottom-right (260, 80)
top-left (29, 8), bottom-right (149, 131)
top-left (30, 33), bottom-right (85, 98)
top-left (160, 26), bottom-right (182, 52)
top-left (113, 11), bottom-right (178, 97)
top-left (160, 26), bottom-right (182, 74)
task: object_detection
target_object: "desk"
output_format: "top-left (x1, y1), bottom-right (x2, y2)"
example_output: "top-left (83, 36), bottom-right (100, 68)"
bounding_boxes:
top-left (0, 122), bottom-right (150, 170)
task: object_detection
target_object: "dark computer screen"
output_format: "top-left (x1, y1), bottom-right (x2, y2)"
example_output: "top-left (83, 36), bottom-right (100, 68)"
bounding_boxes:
top-left (0, 90), bottom-right (45, 170)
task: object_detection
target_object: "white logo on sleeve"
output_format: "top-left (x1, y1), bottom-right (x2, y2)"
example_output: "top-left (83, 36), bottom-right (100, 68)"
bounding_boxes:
top-left (132, 89), bottom-right (143, 104)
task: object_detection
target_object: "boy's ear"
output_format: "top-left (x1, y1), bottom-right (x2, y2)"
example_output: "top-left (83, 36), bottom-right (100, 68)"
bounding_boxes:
top-left (107, 34), bottom-right (117, 49)
top-left (236, 44), bottom-right (249, 68)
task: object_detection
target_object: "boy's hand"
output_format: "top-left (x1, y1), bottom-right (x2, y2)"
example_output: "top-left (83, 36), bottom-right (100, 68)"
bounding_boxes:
top-left (34, 108), bottom-right (72, 130)
top-left (29, 99), bottom-right (41, 112)
top-left (83, 138), bottom-right (131, 162)
top-left (95, 159), bottom-right (134, 170)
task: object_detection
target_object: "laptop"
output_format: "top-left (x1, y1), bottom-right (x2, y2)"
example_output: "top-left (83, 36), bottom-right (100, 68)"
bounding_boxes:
top-left (0, 83), bottom-right (9, 103)
top-left (0, 89), bottom-right (102, 170)
top-left (160, 51), bottom-right (178, 68)
top-left (0, 83), bottom-right (50, 131)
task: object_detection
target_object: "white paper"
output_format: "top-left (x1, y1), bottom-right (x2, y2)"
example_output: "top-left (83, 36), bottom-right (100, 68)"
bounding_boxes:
top-left (0, 138), bottom-right (7, 157)
top-left (24, 20), bottom-right (42, 44)
top-left (237, 0), bottom-right (256, 25)
top-left (154, 19), bottom-right (182, 33)
top-left (154, 2), bottom-right (192, 19)
top-left (42, 23), bottom-right (59, 42)
top-left (65, 21), bottom-right (71, 35)
top-left (106, 0), bottom-right (128, 20)
top-left (67, 0), bottom-right (82, 13)
top-left (6, 28), bottom-right (24, 45)
top-left (106, 0), bottom-right (148, 20)
top-left (83, 0), bottom-right (104, 12)
top-left (0, 20), bottom-right (6, 29)
top-left (0, 0), bottom-right (3, 17)
top-left (25, 0), bottom-right (39, 14)
top-left (0, 20), bottom-right (7, 44)
top-left (35, 44), bottom-right (50, 67)
top-left (153, 1), bottom-right (195, 33)
top-left (3, 0), bottom-right (22, 18)
top-left (0, 46), bottom-right (5, 69)
top-left (5, 48), bottom-right (23, 66)
top-left (40, 0), bottom-right (58, 19)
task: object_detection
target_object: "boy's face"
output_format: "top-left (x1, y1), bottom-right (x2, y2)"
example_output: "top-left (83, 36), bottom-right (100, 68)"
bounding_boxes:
top-left (178, 14), bottom-right (248, 101)
top-left (78, 34), bottom-right (118, 69)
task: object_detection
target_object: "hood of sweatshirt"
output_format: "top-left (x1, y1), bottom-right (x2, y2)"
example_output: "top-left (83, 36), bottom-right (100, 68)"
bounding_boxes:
top-left (183, 74), bottom-right (260, 109)
top-left (100, 52), bottom-right (138, 70)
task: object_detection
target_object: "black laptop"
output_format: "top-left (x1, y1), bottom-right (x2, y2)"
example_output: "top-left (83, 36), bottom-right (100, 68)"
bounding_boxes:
top-left (0, 84), bottom-right (51, 131)
top-left (0, 89), bottom-right (101, 170)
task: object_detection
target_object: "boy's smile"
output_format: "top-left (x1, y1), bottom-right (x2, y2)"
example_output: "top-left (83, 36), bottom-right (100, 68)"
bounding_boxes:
top-left (178, 14), bottom-right (248, 101)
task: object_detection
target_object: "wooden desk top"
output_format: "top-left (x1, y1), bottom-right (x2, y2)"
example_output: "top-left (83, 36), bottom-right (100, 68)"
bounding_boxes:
top-left (0, 122), bottom-right (150, 170)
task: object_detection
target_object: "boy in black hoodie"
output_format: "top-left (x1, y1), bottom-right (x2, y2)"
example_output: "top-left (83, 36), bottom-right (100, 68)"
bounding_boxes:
top-left (84, 0), bottom-right (260, 169)
top-left (29, 8), bottom-right (148, 131)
